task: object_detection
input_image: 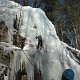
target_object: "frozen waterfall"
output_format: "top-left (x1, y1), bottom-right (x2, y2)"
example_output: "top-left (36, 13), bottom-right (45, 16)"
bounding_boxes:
top-left (0, 0), bottom-right (80, 80)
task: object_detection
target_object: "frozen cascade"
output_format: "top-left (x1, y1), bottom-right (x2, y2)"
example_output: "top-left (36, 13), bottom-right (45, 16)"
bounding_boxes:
top-left (0, 0), bottom-right (80, 80)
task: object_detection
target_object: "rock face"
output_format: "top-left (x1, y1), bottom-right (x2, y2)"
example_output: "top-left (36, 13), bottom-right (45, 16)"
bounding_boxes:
top-left (0, 46), bottom-right (12, 80)
top-left (0, 21), bottom-right (8, 42)
top-left (0, 47), bottom-right (10, 65)
top-left (0, 21), bottom-right (10, 79)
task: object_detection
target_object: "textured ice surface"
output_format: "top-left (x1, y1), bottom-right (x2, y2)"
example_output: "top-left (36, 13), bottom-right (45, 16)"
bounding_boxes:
top-left (0, 0), bottom-right (80, 80)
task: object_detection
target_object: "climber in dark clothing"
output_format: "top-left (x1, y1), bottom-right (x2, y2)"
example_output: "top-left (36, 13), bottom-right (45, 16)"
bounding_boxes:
top-left (36, 35), bottom-right (43, 49)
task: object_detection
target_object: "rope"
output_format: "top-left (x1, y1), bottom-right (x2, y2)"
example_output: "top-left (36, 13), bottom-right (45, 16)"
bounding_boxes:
top-left (7, 27), bottom-right (35, 68)
top-left (21, 49), bottom-right (34, 67)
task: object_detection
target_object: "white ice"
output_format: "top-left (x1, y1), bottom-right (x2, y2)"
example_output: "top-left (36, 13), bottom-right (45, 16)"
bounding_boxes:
top-left (0, 0), bottom-right (80, 80)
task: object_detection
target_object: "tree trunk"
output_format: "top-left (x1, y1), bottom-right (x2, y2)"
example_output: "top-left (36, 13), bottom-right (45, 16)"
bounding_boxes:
top-left (73, 23), bottom-right (79, 49)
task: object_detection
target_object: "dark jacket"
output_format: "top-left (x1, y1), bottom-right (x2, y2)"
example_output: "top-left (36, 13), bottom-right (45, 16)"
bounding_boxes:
top-left (36, 35), bottom-right (42, 40)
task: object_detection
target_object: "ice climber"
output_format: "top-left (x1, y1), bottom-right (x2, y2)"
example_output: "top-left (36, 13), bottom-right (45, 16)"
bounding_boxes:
top-left (36, 35), bottom-right (43, 50)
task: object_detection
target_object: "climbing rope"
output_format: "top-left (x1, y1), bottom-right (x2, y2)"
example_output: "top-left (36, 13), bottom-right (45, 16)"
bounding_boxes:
top-left (21, 49), bottom-right (34, 67)
top-left (7, 27), bottom-right (35, 68)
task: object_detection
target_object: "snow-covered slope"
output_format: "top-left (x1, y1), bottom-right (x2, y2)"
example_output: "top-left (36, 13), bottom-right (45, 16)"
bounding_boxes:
top-left (0, 0), bottom-right (80, 80)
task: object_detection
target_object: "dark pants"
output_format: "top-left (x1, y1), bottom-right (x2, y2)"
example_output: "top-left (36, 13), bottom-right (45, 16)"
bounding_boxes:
top-left (37, 40), bottom-right (43, 49)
